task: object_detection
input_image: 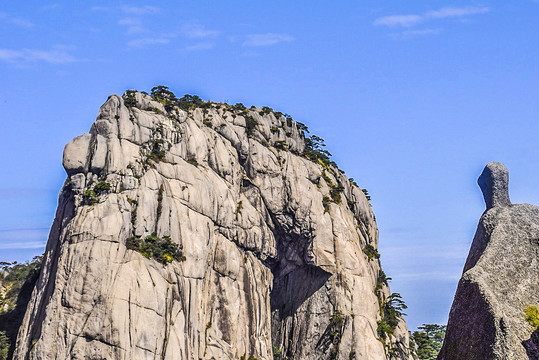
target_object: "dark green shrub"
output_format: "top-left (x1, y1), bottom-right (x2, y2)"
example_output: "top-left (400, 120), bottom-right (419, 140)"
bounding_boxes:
top-left (93, 181), bottom-right (111, 195)
top-left (377, 293), bottom-right (408, 339)
top-left (151, 85), bottom-right (179, 112)
top-left (146, 140), bottom-right (166, 163)
top-left (0, 331), bottom-right (8, 360)
top-left (274, 141), bottom-right (288, 151)
top-left (178, 94), bottom-right (204, 111)
top-left (323, 196), bottom-right (331, 213)
top-left (232, 103), bottom-right (246, 112)
top-left (245, 115), bottom-right (258, 136)
top-left (411, 324), bottom-right (446, 360)
top-left (124, 90), bottom-right (137, 107)
top-left (126, 234), bottom-right (185, 265)
top-left (82, 189), bottom-right (98, 205)
top-left (303, 135), bottom-right (334, 167)
top-left (362, 188), bottom-right (371, 201)
top-left (363, 244), bottom-right (380, 260)
top-left (376, 269), bottom-right (391, 292)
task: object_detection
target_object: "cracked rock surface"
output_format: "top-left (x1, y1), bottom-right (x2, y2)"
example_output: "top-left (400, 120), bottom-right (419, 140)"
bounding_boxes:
top-left (438, 163), bottom-right (539, 360)
top-left (14, 92), bottom-right (412, 360)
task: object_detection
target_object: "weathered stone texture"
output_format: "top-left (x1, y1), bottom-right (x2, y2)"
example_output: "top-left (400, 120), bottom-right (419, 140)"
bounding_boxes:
top-left (14, 92), bottom-right (412, 360)
top-left (438, 163), bottom-right (539, 360)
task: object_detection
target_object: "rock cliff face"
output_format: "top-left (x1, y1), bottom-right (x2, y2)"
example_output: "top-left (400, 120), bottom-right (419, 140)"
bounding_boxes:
top-left (14, 90), bottom-right (412, 360)
top-left (438, 162), bottom-right (539, 360)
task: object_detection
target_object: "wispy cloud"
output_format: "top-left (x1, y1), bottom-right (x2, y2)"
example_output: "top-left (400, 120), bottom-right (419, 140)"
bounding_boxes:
top-left (0, 47), bottom-right (78, 64)
top-left (127, 37), bottom-right (170, 48)
top-left (374, 6), bottom-right (490, 27)
top-left (0, 228), bottom-right (48, 250)
top-left (0, 241), bottom-right (47, 250)
top-left (118, 18), bottom-right (148, 35)
top-left (390, 28), bottom-right (441, 40)
top-left (0, 12), bottom-right (35, 28)
top-left (183, 41), bottom-right (215, 52)
top-left (243, 33), bottom-right (294, 47)
top-left (121, 6), bottom-right (160, 15)
top-left (181, 24), bottom-right (219, 39)
top-left (91, 6), bottom-right (110, 12)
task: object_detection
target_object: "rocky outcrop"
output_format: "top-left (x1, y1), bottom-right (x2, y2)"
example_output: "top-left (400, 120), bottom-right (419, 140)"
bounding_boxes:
top-left (14, 90), bottom-right (413, 360)
top-left (438, 162), bottom-right (539, 360)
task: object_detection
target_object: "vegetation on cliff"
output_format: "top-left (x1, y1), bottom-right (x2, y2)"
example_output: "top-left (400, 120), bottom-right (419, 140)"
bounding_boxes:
top-left (411, 324), bottom-right (446, 360)
top-left (0, 256), bottom-right (42, 359)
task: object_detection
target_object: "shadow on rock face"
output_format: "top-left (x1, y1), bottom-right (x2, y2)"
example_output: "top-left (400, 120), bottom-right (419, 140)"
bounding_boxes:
top-left (523, 329), bottom-right (539, 360)
top-left (270, 265), bottom-right (331, 318)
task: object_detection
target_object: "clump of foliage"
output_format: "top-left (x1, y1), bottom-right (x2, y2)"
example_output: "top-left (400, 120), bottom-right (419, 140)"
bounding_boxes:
top-left (149, 85), bottom-right (209, 114)
top-left (259, 106), bottom-right (273, 116)
top-left (0, 256), bottom-right (42, 359)
top-left (126, 233), bottom-right (185, 265)
top-left (329, 310), bottom-right (345, 344)
top-left (321, 171), bottom-right (344, 206)
top-left (83, 181), bottom-right (112, 205)
top-left (411, 324), bottom-right (447, 360)
top-left (525, 305), bottom-right (539, 329)
top-left (82, 189), bottom-right (98, 205)
top-left (178, 94), bottom-right (205, 111)
top-left (303, 135), bottom-right (333, 165)
top-left (274, 140), bottom-right (288, 151)
top-left (93, 181), bottom-right (111, 195)
top-left (239, 355), bottom-right (259, 360)
top-left (376, 269), bottom-right (392, 292)
top-left (362, 188), bottom-right (371, 201)
top-left (146, 139), bottom-right (167, 163)
top-left (151, 85), bottom-right (179, 112)
top-left (123, 90), bottom-right (137, 108)
top-left (203, 119), bottom-right (213, 128)
top-left (0, 331), bottom-right (8, 360)
top-left (377, 293), bottom-right (407, 339)
top-left (322, 196), bottom-right (331, 213)
top-left (244, 115), bottom-right (258, 136)
top-left (363, 244), bottom-right (380, 260)
top-left (327, 310), bottom-right (346, 359)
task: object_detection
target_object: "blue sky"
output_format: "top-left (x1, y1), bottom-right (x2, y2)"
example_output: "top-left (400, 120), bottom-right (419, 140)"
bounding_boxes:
top-left (0, 1), bottom-right (537, 330)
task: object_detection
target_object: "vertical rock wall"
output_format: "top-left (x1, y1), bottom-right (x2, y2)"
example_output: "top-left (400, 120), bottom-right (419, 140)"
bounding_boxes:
top-left (14, 92), bottom-right (413, 360)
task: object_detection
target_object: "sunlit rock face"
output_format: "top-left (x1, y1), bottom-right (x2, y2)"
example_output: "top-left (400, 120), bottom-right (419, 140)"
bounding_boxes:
top-left (14, 91), bottom-right (413, 360)
top-left (438, 162), bottom-right (539, 360)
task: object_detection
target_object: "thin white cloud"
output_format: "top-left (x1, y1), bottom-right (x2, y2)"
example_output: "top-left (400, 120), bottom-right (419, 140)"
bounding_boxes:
top-left (243, 33), bottom-right (294, 47)
top-left (0, 241), bottom-right (47, 250)
top-left (121, 6), bottom-right (160, 15)
top-left (91, 6), bottom-right (110, 11)
top-left (184, 41), bottom-right (215, 52)
top-left (0, 228), bottom-right (49, 249)
top-left (390, 28), bottom-right (441, 40)
top-left (181, 24), bottom-right (219, 39)
top-left (9, 17), bottom-right (34, 28)
top-left (0, 47), bottom-right (77, 64)
top-left (0, 12), bottom-right (35, 28)
top-left (425, 7), bottom-right (490, 19)
top-left (127, 37), bottom-right (170, 48)
top-left (375, 15), bottom-right (423, 27)
top-left (374, 6), bottom-right (490, 27)
top-left (118, 18), bottom-right (147, 35)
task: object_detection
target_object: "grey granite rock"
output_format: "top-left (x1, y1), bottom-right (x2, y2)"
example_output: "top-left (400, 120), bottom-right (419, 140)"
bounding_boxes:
top-left (438, 163), bottom-right (539, 360)
top-left (477, 161), bottom-right (511, 210)
top-left (14, 92), bottom-right (413, 360)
